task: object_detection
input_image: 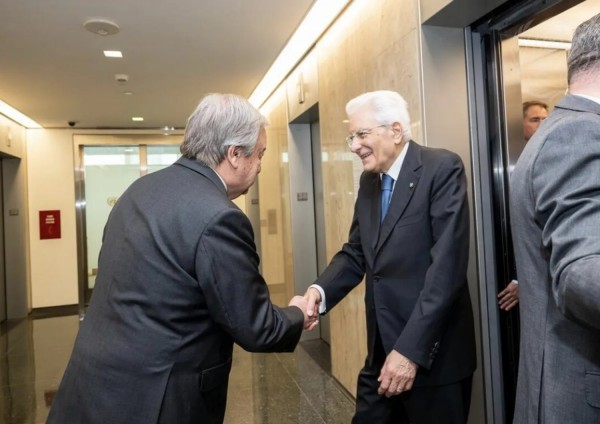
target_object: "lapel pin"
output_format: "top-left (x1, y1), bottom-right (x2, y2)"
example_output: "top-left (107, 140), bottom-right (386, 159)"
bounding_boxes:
top-left (409, 182), bottom-right (414, 188)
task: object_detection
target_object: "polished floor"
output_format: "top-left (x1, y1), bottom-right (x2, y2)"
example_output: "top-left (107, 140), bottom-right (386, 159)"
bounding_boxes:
top-left (0, 315), bottom-right (355, 423)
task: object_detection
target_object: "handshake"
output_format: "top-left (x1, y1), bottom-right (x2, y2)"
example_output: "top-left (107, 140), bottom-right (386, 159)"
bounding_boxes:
top-left (288, 287), bottom-right (322, 331)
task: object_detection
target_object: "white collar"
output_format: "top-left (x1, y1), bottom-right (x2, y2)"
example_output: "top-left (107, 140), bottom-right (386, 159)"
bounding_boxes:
top-left (211, 168), bottom-right (228, 191)
top-left (382, 140), bottom-right (409, 183)
top-left (572, 93), bottom-right (600, 106)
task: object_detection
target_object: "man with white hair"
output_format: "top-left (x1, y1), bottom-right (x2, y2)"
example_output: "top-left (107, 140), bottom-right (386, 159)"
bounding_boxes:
top-left (305, 90), bottom-right (476, 423)
top-left (510, 13), bottom-right (600, 423)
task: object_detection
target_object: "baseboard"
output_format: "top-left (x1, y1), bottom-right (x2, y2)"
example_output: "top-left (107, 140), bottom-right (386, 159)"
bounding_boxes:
top-left (31, 304), bottom-right (79, 319)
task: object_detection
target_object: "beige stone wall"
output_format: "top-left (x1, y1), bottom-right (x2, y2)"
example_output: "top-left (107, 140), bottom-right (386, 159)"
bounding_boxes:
top-left (258, 0), bottom-right (424, 394)
top-left (258, 89), bottom-right (295, 307)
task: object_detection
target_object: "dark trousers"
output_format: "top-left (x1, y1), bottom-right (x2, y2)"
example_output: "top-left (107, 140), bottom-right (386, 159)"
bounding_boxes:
top-left (352, 335), bottom-right (472, 424)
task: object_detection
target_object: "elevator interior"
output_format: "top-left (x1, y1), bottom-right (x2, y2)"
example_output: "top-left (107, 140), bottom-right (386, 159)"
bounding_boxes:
top-left (469, 0), bottom-right (599, 421)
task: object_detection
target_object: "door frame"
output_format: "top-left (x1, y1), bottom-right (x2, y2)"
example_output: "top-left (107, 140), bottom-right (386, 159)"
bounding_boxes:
top-left (466, 0), bottom-right (584, 420)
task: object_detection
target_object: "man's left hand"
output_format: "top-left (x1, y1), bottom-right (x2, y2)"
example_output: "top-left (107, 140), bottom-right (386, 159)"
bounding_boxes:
top-left (377, 350), bottom-right (418, 398)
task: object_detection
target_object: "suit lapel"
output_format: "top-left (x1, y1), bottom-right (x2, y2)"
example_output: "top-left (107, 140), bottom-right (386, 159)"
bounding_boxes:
top-left (364, 174), bottom-right (381, 251)
top-left (375, 141), bottom-right (422, 253)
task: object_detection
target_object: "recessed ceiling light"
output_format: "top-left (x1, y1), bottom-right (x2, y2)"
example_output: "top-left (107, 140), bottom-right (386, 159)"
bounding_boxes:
top-left (248, 0), bottom-right (350, 108)
top-left (132, 117), bottom-right (144, 122)
top-left (104, 50), bottom-right (123, 58)
top-left (0, 99), bottom-right (42, 128)
top-left (83, 18), bottom-right (120, 36)
top-left (123, 91), bottom-right (133, 96)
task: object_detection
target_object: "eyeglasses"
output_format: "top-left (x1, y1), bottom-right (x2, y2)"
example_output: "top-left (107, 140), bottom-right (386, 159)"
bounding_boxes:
top-left (345, 125), bottom-right (388, 148)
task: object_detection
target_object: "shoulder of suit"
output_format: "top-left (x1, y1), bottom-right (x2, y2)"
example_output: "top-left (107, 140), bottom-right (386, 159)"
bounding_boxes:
top-left (416, 142), bottom-right (462, 165)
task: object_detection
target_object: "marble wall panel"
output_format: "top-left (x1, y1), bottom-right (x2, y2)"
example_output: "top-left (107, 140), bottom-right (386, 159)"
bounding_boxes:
top-left (258, 88), bottom-right (295, 304)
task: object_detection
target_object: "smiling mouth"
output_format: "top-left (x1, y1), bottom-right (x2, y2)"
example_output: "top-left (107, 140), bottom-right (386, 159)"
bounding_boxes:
top-left (359, 152), bottom-right (371, 160)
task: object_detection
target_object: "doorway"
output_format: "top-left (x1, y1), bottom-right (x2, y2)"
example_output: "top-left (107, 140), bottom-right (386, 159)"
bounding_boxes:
top-left (288, 104), bottom-right (330, 343)
top-left (468, 0), bottom-right (596, 421)
top-left (74, 136), bottom-right (182, 317)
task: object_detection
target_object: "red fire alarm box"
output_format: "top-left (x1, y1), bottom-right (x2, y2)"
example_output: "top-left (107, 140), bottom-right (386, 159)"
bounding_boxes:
top-left (39, 210), bottom-right (61, 240)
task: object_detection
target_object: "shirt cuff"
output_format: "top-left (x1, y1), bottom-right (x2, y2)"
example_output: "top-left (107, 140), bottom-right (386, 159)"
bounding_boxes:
top-left (308, 284), bottom-right (327, 314)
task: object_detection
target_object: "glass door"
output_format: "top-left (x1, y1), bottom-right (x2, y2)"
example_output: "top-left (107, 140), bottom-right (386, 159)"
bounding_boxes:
top-left (147, 145), bottom-right (181, 173)
top-left (82, 146), bottom-right (141, 302)
top-left (74, 136), bottom-right (182, 316)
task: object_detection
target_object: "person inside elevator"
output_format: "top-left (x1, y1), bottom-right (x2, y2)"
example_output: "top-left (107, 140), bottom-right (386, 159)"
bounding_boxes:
top-left (304, 90), bottom-right (477, 424)
top-left (510, 13), bottom-right (600, 423)
top-left (47, 93), bottom-right (317, 424)
top-left (522, 100), bottom-right (548, 142)
top-left (498, 100), bottom-right (549, 312)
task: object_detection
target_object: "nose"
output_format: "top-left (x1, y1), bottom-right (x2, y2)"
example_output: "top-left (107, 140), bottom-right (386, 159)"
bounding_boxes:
top-left (349, 137), bottom-right (361, 153)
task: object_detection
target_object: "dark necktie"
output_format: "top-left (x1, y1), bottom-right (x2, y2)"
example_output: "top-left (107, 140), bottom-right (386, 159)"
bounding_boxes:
top-left (380, 173), bottom-right (393, 222)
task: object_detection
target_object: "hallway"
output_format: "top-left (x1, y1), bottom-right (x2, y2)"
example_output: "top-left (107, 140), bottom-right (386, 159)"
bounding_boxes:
top-left (0, 315), bottom-right (354, 423)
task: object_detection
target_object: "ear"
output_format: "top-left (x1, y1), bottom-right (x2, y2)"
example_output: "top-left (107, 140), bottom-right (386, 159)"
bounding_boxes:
top-left (391, 122), bottom-right (404, 142)
top-left (226, 146), bottom-right (241, 169)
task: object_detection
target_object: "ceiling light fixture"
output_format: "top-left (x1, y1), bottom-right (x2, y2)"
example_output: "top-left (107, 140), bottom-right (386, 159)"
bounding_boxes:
top-left (104, 50), bottom-right (123, 58)
top-left (248, 0), bottom-right (350, 108)
top-left (131, 117), bottom-right (144, 122)
top-left (83, 18), bottom-right (120, 36)
top-left (518, 38), bottom-right (572, 50)
top-left (0, 99), bottom-right (42, 129)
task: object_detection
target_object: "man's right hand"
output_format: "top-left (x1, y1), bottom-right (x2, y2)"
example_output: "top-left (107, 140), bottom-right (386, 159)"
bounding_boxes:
top-left (304, 287), bottom-right (322, 318)
top-left (498, 280), bottom-right (519, 311)
top-left (288, 295), bottom-right (319, 330)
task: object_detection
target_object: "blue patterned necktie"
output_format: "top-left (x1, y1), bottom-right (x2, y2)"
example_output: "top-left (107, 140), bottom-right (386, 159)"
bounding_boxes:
top-left (380, 173), bottom-right (393, 222)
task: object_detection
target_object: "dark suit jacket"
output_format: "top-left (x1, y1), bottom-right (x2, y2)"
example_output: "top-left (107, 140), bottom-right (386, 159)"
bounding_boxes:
top-left (511, 94), bottom-right (600, 423)
top-left (315, 141), bottom-right (476, 387)
top-left (47, 157), bottom-right (304, 424)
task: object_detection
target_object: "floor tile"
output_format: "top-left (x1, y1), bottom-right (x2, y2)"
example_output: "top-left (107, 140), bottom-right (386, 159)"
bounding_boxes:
top-left (0, 316), bottom-right (355, 423)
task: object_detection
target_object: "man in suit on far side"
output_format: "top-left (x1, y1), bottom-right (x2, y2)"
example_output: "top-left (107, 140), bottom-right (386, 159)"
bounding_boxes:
top-left (510, 13), bottom-right (600, 424)
top-left (305, 90), bottom-right (476, 423)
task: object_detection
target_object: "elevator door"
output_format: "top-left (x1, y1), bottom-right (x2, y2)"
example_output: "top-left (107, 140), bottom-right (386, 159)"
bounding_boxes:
top-left (288, 105), bottom-right (330, 343)
top-left (469, 0), bottom-right (591, 421)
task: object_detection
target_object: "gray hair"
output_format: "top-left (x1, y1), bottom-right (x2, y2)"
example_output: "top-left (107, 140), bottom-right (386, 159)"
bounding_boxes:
top-left (180, 93), bottom-right (268, 167)
top-left (522, 100), bottom-right (548, 117)
top-left (346, 90), bottom-right (412, 140)
top-left (567, 13), bottom-right (600, 85)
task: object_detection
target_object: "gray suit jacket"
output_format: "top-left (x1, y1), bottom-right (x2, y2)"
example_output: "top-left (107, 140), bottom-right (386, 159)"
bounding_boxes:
top-left (47, 157), bottom-right (304, 424)
top-left (510, 94), bottom-right (600, 423)
top-left (315, 141), bottom-right (476, 387)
